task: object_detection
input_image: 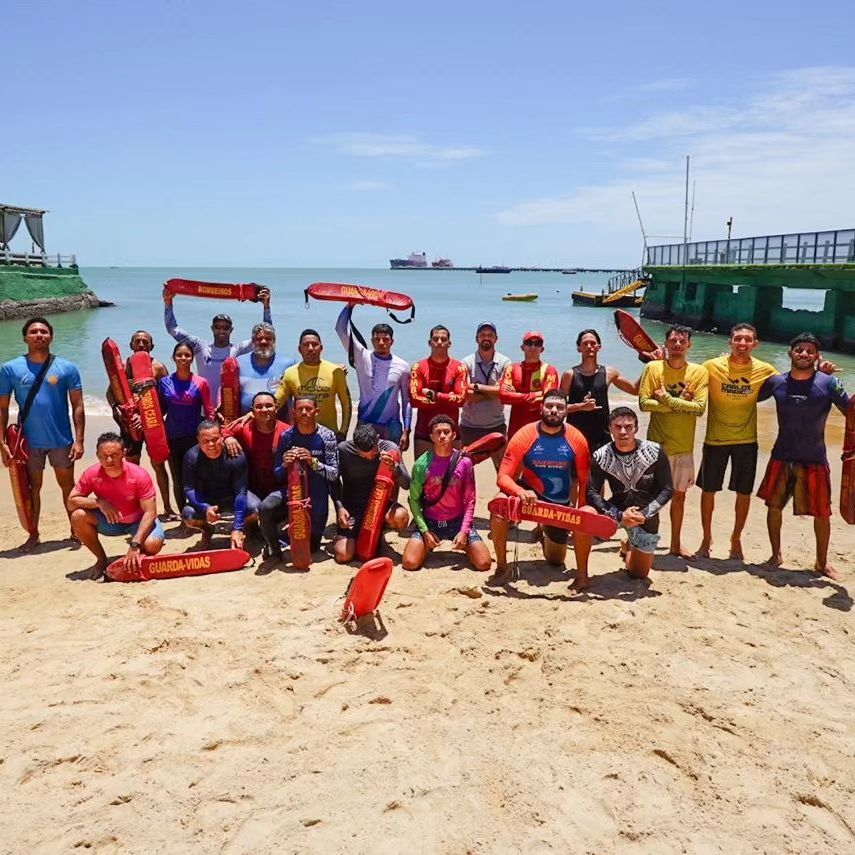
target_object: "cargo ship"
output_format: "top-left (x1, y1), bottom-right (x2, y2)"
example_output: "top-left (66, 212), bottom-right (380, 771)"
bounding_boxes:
top-left (390, 251), bottom-right (427, 269)
top-left (431, 257), bottom-right (454, 268)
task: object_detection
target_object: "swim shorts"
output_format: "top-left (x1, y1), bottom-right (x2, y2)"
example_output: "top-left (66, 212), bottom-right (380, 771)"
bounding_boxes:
top-left (26, 445), bottom-right (74, 473)
top-left (410, 515), bottom-right (482, 544)
top-left (757, 460), bottom-right (831, 518)
top-left (668, 452), bottom-right (695, 493)
top-left (697, 442), bottom-right (758, 494)
top-left (94, 510), bottom-right (165, 541)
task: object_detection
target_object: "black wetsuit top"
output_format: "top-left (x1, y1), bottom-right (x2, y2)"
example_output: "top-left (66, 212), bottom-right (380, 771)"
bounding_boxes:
top-left (566, 365), bottom-right (610, 451)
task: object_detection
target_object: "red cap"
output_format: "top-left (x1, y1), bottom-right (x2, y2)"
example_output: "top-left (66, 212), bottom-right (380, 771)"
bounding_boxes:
top-left (522, 330), bottom-right (544, 342)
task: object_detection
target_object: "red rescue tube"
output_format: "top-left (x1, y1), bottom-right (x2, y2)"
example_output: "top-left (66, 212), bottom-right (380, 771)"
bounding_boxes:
top-left (286, 459), bottom-right (313, 571)
top-left (129, 352), bottom-right (170, 465)
top-left (305, 282), bottom-right (415, 322)
top-left (462, 431), bottom-right (506, 465)
top-left (840, 397), bottom-right (855, 524)
top-left (614, 309), bottom-right (658, 362)
top-left (102, 338), bottom-right (142, 442)
top-left (340, 557), bottom-right (394, 623)
top-left (164, 278), bottom-right (262, 303)
top-left (106, 548), bottom-right (251, 582)
top-left (6, 424), bottom-right (37, 535)
top-left (488, 496), bottom-right (618, 540)
top-left (219, 357), bottom-right (241, 422)
top-left (355, 454), bottom-right (398, 561)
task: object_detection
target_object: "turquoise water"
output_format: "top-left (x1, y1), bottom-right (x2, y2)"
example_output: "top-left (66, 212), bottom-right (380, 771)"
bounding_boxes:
top-left (1, 266), bottom-right (850, 414)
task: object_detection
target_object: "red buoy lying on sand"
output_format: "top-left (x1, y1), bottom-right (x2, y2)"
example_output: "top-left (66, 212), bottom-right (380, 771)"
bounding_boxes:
top-left (106, 548), bottom-right (251, 582)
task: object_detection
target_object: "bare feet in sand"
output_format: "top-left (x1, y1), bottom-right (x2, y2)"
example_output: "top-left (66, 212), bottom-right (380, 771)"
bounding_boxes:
top-left (764, 552), bottom-right (783, 568)
top-left (90, 561), bottom-right (108, 581)
top-left (729, 538), bottom-right (744, 560)
top-left (693, 539), bottom-right (711, 559)
top-left (668, 544), bottom-right (692, 558)
top-left (814, 563), bottom-right (840, 580)
top-left (18, 533), bottom-right (40, 552)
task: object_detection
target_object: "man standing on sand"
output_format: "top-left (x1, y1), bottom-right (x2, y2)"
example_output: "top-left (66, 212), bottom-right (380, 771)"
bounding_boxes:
top-left (0, 317), bottom-right (85, 550)
top-left (235, 323), bottom-right (295, 415)
top-left (560, 328), bottom-right (643, 452)
top-left (275, 329), bottom-right (351, 440)
top-left (639, 324), bottom-right (708, 556)
top-left (460, 322), bottom-right (511, 469)
top-left (67, 432), bottom-right (165, 580)
top-left (499, 331), bottom-right (560, 439)
top-left (162, 285), bottom-right (272, 403)
top-left (335, 306), bottom-right (412, 451)
top-left (409, 324), bottom-right (468, 459)
top-left (756, 333), bottom-right (848, 579)
top-left (106, 329), bottom-right (176, 519)
top-left (490, 391), bottom-right (592, 589)
top-left (587, 408), bottom-right (673, 580)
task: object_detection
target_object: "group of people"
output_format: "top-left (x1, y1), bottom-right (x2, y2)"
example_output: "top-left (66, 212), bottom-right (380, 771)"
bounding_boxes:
top-left (0, 291), bottom-right (848, 586)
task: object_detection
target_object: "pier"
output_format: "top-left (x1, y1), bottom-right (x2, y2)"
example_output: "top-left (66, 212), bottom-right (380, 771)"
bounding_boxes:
top-left (642, 228), bottom-right (855, 352)
top-left (393, 266), bottom-right (634, 274)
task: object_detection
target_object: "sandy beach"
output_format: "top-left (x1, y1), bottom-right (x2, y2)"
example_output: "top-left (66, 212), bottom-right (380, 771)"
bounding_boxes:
top-left (1, 408), bottom-right (853, 853)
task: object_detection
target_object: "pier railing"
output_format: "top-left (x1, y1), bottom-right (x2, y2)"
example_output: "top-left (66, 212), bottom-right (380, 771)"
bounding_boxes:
top-left (646, 229), bottom-right (855, 267)
top-left (0, 249), bottom-right (77, 267)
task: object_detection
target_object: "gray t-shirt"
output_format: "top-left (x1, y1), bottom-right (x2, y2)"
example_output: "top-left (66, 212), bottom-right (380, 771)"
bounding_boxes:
top-left (460, 351), bottom-right (511, 429)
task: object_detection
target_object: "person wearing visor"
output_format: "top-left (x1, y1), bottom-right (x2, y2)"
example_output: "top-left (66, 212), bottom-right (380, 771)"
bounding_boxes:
top-left (162, 285), bottom-right (272, 403)
top-left (461, 322), bottom-right (511, 469)
top-left (499, 331), bottom-right (560, 439)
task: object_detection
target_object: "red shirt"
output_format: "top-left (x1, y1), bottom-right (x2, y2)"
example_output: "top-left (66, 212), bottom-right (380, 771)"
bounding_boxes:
top-left (499, 361), bottom-right (560, 438)
top-left (223, 420), bottom-right (289, 498)
top-left (75, 461), bottom-right (156, 524)
top-left (409, 357), bottom-right (468, 438)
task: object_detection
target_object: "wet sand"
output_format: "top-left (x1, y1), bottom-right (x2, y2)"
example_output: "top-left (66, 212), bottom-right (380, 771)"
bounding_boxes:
top-left (1, 407), bottom-right (853, 853)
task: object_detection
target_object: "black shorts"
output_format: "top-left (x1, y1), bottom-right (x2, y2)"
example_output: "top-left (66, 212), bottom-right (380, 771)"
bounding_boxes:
top-left (336, 508), bottom-right (366, 540)
top-left (697, 443), bottom-right (758, 494)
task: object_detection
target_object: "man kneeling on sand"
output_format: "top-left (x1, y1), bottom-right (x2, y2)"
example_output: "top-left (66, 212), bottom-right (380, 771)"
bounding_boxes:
top-left (402, 414), bottom-right (492, 572)
top-left (68, 432), bottom-right (165, 579)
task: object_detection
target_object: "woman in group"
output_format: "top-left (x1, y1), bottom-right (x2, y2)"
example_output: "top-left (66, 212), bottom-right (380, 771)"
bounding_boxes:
top-left (158, 342), bottom-right (216, 514)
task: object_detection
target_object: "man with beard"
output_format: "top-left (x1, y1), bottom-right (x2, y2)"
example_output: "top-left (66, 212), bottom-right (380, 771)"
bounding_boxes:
top-left (235, 323), bottom-right (295, 415)
top-left (499, 331), bottom-right (560, 439)
top-left (68, 432), bottom-right (165, 579)
top-left (335, 306), bottom-right (412, 451)
top-left (587, 407), bottom-right (673, 580)
top-left (162, 285), bottom-right (272, 403)
top-left (0, 317), bottom-right (85, 550)
top-left (223, 392), bottom-right (290, 502)
top-left (559, 328), bottom-right (643, 452)
top-left (106, 329), bottom-right (176, 518)
top-left (260, 395), bottom-right (339, 560)
top-left (276, 329), bottom-right (351, 440)
top-left (490, 391), bottom-right (592, 589)
top-left (409, 325), bottom-right (469, 459)
top-left (331, 423), bottom-right (410, 563)
top-left (461, 322), bottom-right (511, 469)
top-left (756, 333), bottom-right (848, 579)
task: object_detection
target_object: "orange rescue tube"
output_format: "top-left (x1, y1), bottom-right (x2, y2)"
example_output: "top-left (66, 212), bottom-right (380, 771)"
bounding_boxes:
top-left (487, 496), bottom-right (618, 539)
top-left (340, 557), bottom-right (394, 622)
top-left (6, 424), bottom-right (37, 535)
top-left (355, 454), bottom-right (398, 561)
top-left (286, 459), bottom-right (313, 571)
top-left (102, 338), bottom-right (143, 442)
top-left (107, 548), bottom-right (251, 582)
top-left (164, 278), bottom-right (263, 302)
top-left (219, 357), bottom-right (241, 422)
top-left (129, 352), bottom-right (170, 465)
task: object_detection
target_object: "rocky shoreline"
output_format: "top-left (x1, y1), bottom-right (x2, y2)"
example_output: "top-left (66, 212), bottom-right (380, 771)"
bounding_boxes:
top-left (0, 292), bottom-right (113, 320)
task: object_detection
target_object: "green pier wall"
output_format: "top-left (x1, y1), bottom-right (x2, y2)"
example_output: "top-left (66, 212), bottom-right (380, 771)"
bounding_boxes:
top-left (0, 264), bottom-right (102, 319)
top-left (642, 264), bottom-right (855, 352)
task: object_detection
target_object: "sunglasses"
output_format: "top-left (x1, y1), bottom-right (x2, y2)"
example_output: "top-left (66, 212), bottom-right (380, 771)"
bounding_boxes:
top-left (523, 339), bottom-right (544, 347)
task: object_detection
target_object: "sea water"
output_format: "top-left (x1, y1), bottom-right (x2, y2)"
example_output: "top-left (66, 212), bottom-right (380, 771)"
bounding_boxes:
top-left (1, 267), bottom-right (851, 422)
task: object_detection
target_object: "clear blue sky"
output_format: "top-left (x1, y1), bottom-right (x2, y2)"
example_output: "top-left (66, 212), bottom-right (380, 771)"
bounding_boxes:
top-left (6, 0), bottom-right (855, 267)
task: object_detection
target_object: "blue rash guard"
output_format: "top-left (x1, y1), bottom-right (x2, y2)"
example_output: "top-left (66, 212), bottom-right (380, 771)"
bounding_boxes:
top-left (182, 445), bottom-right (249, 530)
top-left (759, 371), bottom-right (849, 465)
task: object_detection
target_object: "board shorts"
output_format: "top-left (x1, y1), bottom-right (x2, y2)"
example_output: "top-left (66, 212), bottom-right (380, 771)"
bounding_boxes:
top-left (624, 516), bottom-right (660, 554)
top-left (459, 423), bottom-right (507, 445)
top-left (668, 452), bottom-right (695, 492)
top-left (336, 502), bottom-right (404, 540)
top-left (410, 515), bottom-right (482, 544)
top-left (697, 442), bottom-right (758, 494)
top-left (757, 460), bottom-right (832, 519)
top-left (26, 444), bottom-right (74, 473)
top-left (94, 510), bottom-right (165, 541)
